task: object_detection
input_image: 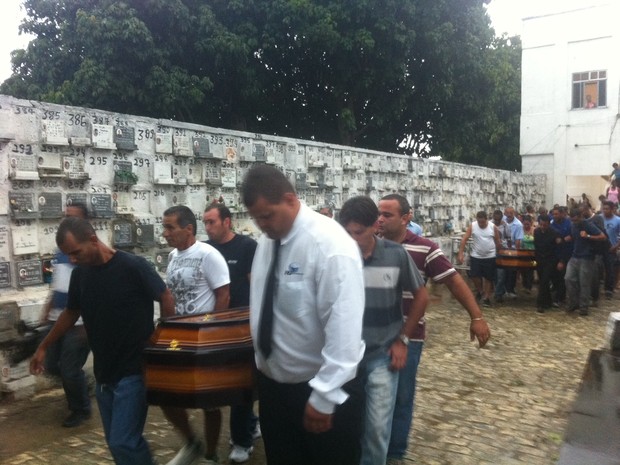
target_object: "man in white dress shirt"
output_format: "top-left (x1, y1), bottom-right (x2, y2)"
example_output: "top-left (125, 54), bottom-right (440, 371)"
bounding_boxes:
top-left (241, 164), bottom-right (366, 465)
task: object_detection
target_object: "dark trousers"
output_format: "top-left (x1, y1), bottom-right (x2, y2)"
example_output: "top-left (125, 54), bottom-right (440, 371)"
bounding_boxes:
top-left (551, 264), bottom-right (566, 303)
top-left (591, 255), bottom-right (604, 301)
top-left (230, 403), bottom-right (258, 448)
top-left (603, 252), bottom-right (616, 293)
top-left (257, 371), bottom-right (363, 465)
top-left (521, 269), bottom-right (534, 290)
top-left (505, 269), bottom-right (518, 293)
top-left (536, 259), bottom-right (556, 308)
top-left (43, 324), bottom-right (91, 414)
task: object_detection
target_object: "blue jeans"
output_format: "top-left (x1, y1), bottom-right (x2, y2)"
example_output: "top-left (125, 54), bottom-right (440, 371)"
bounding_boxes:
top-left (388, 341), bottom-right (424, 459)
top-left (360, 353), bottom-right (400, 465)
top-left (565, 257), bottom-right (595, 310)
top-left (96, 375), bottom-right (154, 465)
top-left (494, 268), bottom-right (506, 297)
top-left (43, 324), bottom-right (91, 414)
top-left (230, 403), bottom-right (258, 448)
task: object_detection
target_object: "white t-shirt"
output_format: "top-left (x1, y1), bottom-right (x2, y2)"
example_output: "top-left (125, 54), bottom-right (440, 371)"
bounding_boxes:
top-left (470, 221), bottom-right (497, 259)
top-left (167, 241), bottom-right (230, 315)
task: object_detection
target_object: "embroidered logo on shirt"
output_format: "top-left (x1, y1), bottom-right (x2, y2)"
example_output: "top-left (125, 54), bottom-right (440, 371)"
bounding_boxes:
top-left (284, 262), bottom-right (303, 276)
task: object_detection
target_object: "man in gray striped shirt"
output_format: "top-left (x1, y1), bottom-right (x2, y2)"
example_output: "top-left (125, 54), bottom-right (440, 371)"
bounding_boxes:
top-left (339, 196), bottom-right (429, 465)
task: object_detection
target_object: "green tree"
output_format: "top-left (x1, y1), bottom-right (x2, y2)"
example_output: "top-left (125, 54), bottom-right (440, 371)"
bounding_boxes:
top-left (2, 0), bottom-right (521, 169)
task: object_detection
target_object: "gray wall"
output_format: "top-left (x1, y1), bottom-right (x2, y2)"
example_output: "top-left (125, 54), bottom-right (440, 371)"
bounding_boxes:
top-left (0, 94), bottom-right (545, 299)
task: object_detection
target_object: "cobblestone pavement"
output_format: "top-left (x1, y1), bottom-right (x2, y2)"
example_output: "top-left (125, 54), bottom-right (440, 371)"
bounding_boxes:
top-left (0, 281), bottom-right (614, 465)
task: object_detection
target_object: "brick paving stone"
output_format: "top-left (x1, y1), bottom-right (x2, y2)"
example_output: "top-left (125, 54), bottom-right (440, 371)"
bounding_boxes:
top-left (0, 280), bottom-right (614, 465)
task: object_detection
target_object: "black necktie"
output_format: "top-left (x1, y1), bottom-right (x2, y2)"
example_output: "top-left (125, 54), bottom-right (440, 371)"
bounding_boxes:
top-left (259, 239), bottom-right (280, 358)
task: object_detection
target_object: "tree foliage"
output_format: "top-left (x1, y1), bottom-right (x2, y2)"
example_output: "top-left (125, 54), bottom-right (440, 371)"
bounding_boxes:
top-left (2, 0), bottom-right (521, 169)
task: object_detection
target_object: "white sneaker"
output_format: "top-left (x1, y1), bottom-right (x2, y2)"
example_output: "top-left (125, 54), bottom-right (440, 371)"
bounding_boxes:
top-left (229, 422), bottom-right (261, 446)
top-left (166, 439), bottom-right (204, 465)
top-left (252, 422), bottom-right (262, 440)
top-left (229, 445), bottom-right (254, 463)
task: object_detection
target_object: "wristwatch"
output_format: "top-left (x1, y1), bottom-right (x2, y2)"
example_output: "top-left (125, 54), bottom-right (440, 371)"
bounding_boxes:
top-left (399, 334), bottom-right (410, 346)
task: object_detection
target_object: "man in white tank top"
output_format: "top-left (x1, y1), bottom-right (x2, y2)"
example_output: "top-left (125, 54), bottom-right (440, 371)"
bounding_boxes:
top-left (457, 211), bottom-right (502, 307)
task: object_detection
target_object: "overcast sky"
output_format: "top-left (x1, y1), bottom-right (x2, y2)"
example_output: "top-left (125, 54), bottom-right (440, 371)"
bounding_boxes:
top-left (0, 0), bottom-right (596, 84)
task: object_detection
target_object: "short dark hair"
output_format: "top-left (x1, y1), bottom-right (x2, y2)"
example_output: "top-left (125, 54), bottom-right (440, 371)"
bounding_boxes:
top-left (56, 217), bottom-right (95, 247)
top-left (569, 208), bottom-right (582, 218)
top-left (339, 196), bottom-right (379, 228)
top-left (241, 164), bottom-right (295, 208)
top-left (602, 200), bottom-right (616, 209)
top-left (538, 214), bottom-right (551, 223)
top-left (522, 214), bottom-right (533, 223)
top-left (492, 209), bottom-right (503, 217)
top-left (204, 203), bottom-right (232, 222)
top-left (476, 211), bottom-right (488, 220)
top-left (65, 201), bottom-right (89, 219)
top-left (163, 205), bottom-right (197, 236)
top-left (380, 194), bottom-right (410, 216)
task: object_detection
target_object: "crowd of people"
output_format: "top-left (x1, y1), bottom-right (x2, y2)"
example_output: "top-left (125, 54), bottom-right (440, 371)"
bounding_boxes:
top-left (457, 195), bottom-right (620, 315)
top-left (25, 159), bottom-right (620, 465)
top-left (29, 164), bottom-right (493, 465)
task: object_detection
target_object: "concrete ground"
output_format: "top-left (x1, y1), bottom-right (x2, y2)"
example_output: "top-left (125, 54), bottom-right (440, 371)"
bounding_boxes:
top-left (0, 279), bottom-right (614, 465)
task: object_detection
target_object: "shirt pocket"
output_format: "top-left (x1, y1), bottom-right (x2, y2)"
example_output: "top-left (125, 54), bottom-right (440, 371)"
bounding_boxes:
top-left (277, 277), bottom-right (309, 318)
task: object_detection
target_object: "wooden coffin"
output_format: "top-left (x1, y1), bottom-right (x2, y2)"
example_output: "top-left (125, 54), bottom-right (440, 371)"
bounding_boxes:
top-left (496, 248), bottom-right (536, 269)
top-left (144, 307), bottom-right (256, 409)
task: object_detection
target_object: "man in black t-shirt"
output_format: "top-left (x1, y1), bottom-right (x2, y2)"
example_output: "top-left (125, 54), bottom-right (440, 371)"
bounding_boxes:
top-left (31, 217), bottom-right (175, 465)
top-left (203, 203), bottom-right (259, 463)
top-left (534, 215), bottom-right (561, 312)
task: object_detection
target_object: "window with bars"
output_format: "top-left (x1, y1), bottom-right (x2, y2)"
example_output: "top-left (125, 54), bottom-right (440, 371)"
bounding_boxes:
top-left (572, 70), bottom-right (606, 109)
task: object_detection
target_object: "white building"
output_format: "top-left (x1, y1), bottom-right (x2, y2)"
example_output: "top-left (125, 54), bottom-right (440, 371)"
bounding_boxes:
top-left (520, 0), bottom-right (620, 207)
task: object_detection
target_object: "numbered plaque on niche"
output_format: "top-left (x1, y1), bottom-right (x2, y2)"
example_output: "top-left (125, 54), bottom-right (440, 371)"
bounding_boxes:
top-left (113, 160), bottom-right (135, 185)
top-left (41, 121), bottom-right (68, 145)
top-left (113, 191), bottom-right (131, 214)
top-left (37, 153), bottom-right (63, 173)
top-left (114, 126), bottom-right (137, 151)
top-left (168, 192), bottom-right (187, 207)
top-left (155, 132), bottom-right (173, 154)
top-left (219, 192), bottom-right (238, 210)
top-left (0, 262), bottom-right (11, 288)
top-left (112, 220), bottom-right (134, 248)
top-left (16, 258), bottom-right (43, 287)
top-left (66, 193), bottom-right (88, 210)
top-left (173, 135), bottom-right (192, 157)
top-left (173, 164), bottom-right (189, 185)
top-left (188, 164), bottom-right (203, 185)
top-left (38, 192), bottom-right (63, 218)
top-left (252, 143), bottom-right (266, 162)
top-left (135, 224), bottom-right (155, 247)
top-left (9, 192), bottom-right (38, 219)
top-left (0, 218), bottom-right (10, 261)
top-left (238, 138), bottom-right (252, 162)
top-left (90, 193), bottom-right (114, 218)
top-left (11, 221), bottom-right (39, 255)
top-left (153, 161), bottom-right (174, 184)
top-left (193, 137), bottom-right (213, 158)
top-left (63, 156), bottom-right (89, 179)
top-left (92, 124), bottom-right (115, 149)
top-left (221, 165), bottom-right (236, 188)
top-left (9, 155), bottom-right (39, 180)
top-left (204, 161), bottom-right (222, 186)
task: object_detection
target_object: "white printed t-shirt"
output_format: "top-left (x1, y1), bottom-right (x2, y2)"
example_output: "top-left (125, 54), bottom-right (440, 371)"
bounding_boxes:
top-left (167, 241), bottom-right (230, 315)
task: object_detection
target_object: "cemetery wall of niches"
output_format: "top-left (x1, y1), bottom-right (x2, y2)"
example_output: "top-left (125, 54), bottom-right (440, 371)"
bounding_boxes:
top-left (0, 95), bottom-right (546, 296)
